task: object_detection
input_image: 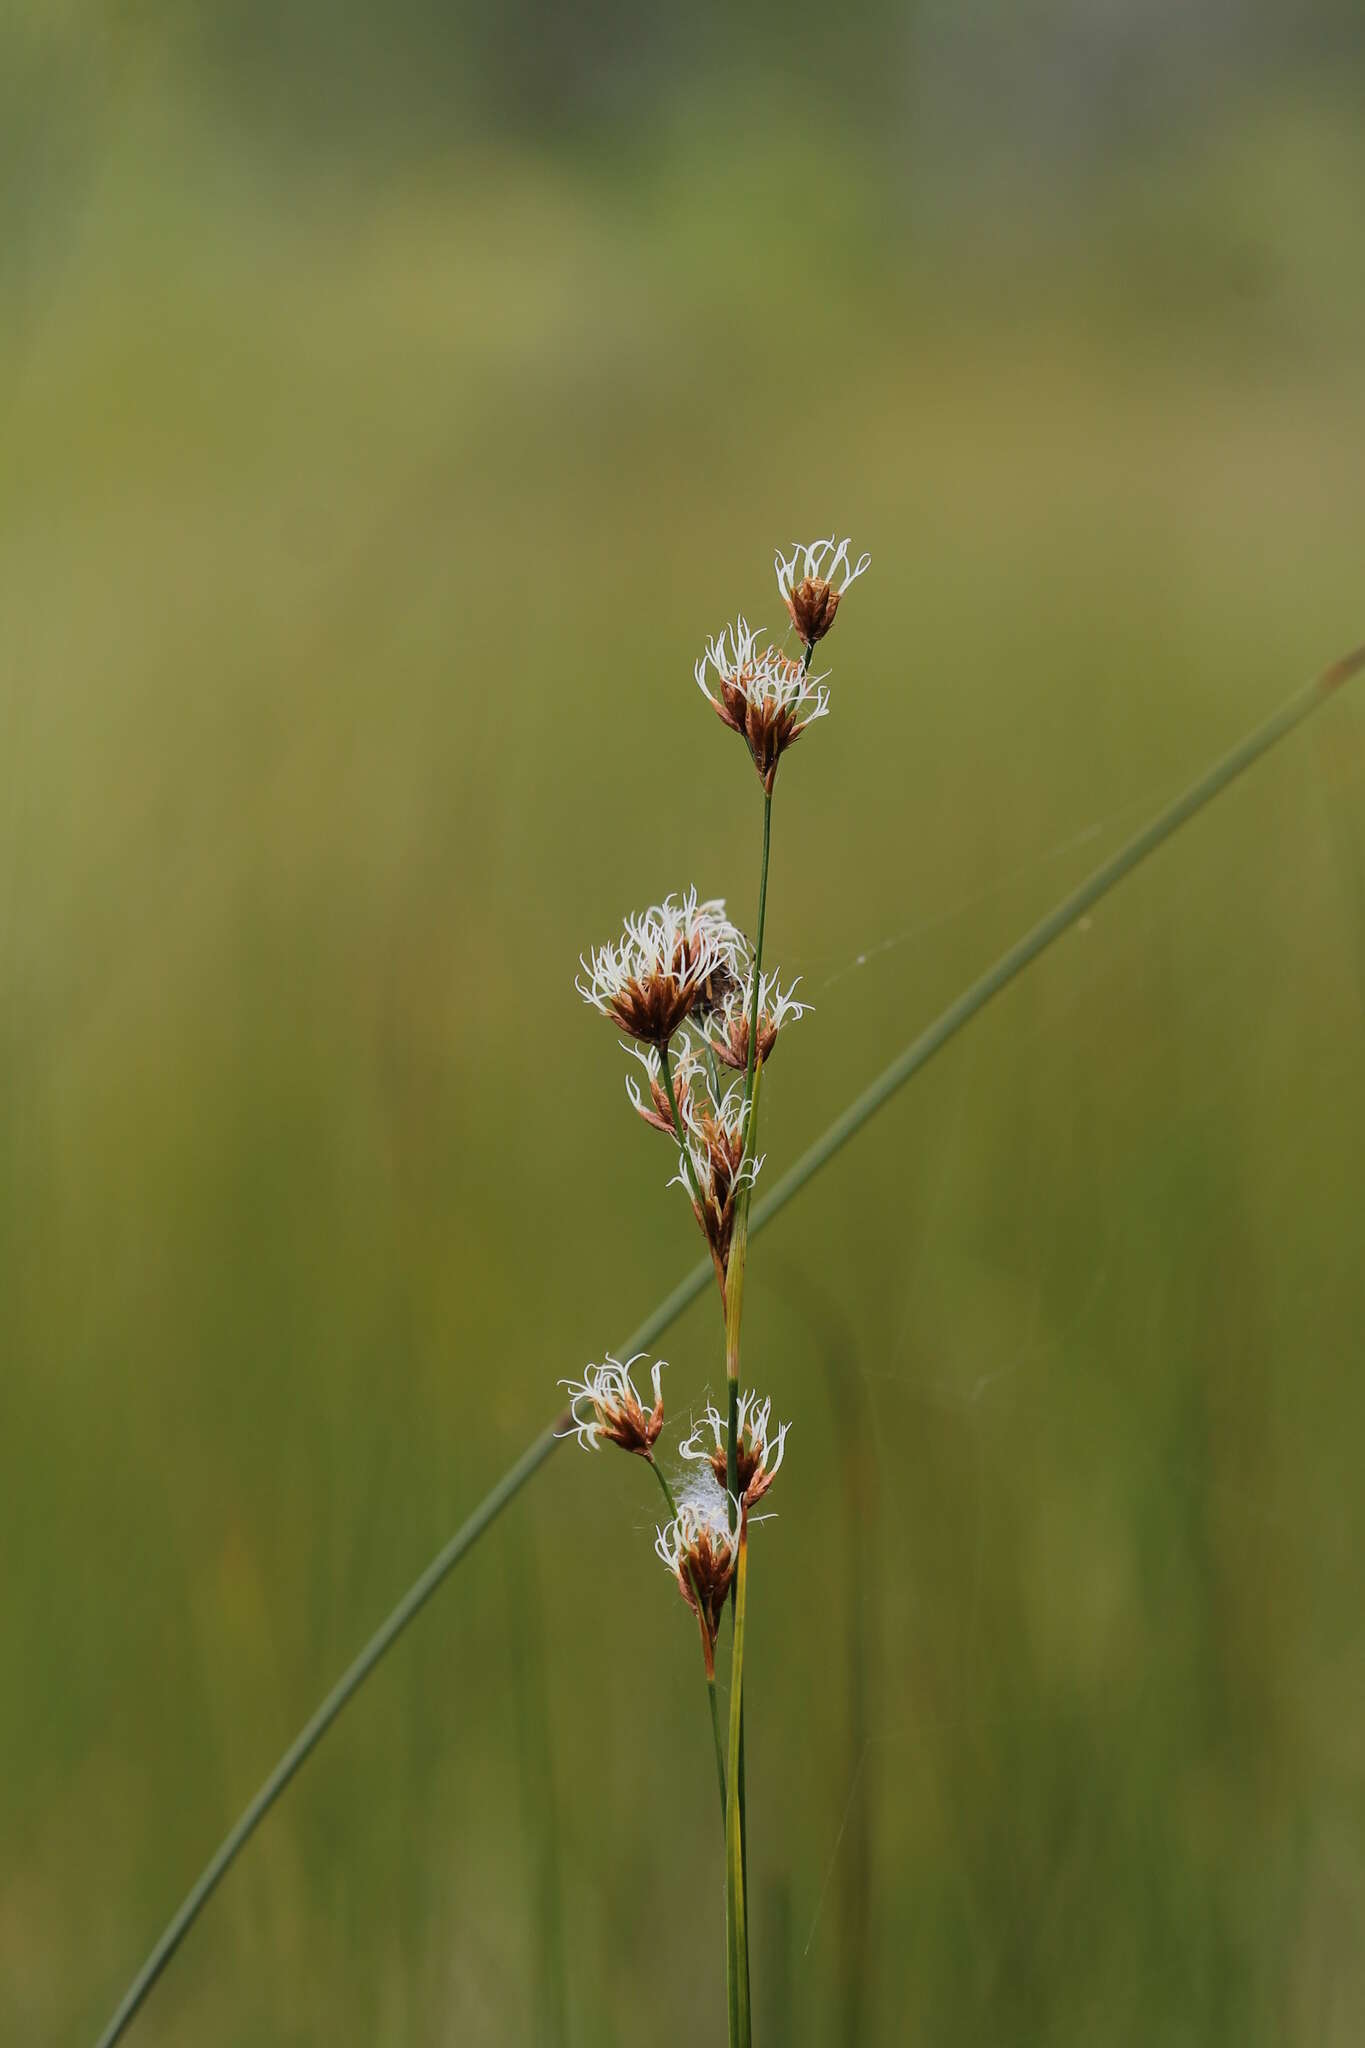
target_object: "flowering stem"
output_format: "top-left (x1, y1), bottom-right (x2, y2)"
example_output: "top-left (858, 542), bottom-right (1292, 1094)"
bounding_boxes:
top-left (724, 781), bottom-right (775, 1451)
top-left (725, 1520), bottom-right (752, 2048)
top-left (742, 788), bottom-right (773, 1119)
top-left (718, 779), bottom-right (776, 2007)
top-left (660, 1039), bottom-right (704, 1216)
top-left (648, 1459), bottom-right (726, 1819)
top-left (707, 1669), bottom-right (727, 1818)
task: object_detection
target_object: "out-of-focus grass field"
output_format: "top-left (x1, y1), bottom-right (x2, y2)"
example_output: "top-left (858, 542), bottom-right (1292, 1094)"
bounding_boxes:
top-left (4, 31), bottom-right (1365, 2045)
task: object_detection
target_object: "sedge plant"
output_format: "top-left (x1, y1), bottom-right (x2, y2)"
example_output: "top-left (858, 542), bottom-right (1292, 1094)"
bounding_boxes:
top-left (569, 537), bottom-right (870, 2045)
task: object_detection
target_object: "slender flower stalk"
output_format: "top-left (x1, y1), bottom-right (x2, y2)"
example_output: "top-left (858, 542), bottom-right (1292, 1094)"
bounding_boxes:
top-left (724, 782), bottom-right (775, 1475)
top-left (711, 556), bottom-right (859, 2027)
top-left (725, 1515), bottom-right (752, 2048)
top-left (743, 792), bottom-right (776, 1134)
top-left (716, 770), bottom-right (776, 2043)
top-left (724, 629), bottom-right (821, 1390)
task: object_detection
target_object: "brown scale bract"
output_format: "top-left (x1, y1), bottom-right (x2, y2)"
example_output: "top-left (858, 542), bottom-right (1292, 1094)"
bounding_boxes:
top-left (595, 1380), bottom-right (665, 1457)
top-left (707, 649), bottom-right (813, 795)
top-left (608, 928), bottom-right (715, 1045)
top-left (783, 575), bottom-right (841, 647)
top-left (632, 1062), bottom-right (690, 1136)
top-left (688, 1107), bottom-right (746, 1291)
top-left (672, 1526), bottom-right (736, 1675)
top-left (711, 1004), bottom-right (780, 1073)
top-left (700, 1424), bottom-right (780, 1510)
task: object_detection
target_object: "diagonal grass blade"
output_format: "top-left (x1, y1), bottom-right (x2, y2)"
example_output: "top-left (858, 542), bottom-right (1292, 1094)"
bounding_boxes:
top-left (94, 643), bottom-right (1364, 2047)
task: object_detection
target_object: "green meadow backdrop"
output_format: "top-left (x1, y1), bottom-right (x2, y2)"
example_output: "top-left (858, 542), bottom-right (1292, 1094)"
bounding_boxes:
top-left (4, 9), bottom-right (1365, 2042)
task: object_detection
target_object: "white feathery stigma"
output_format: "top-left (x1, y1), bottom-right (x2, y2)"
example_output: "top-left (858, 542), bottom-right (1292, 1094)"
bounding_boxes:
top-left (623, 1038), bottom-right (698, 1127)
top-left (575, 888), bottom-right (745, 1033)
top-left (774, 536), bottom-right (871, 600)
top-left (736, 1389), bottom-right (789, 1488)
top-left (728, 967), bottom-right (808, 1034)
top-left (678, 1402), bottom-right (726, 1466)
top-left (695, 615), bottom-right (831, 723)
top-left (679, 1388), bottom-right (790, 1508)
top-left (653, 1468), bottom-right (739, 1578)
top-left (668, 1081), bottom-right (764, 1202)
top-left (557, 1352), bottom-right (666, 1454)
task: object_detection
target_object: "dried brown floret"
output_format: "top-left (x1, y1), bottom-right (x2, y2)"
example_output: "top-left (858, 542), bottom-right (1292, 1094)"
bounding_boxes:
top-left (558, 1355), bottom-right (666, 1456)
top-left (773, 537), bottom-right (870, 650)
top-left (680, 1391), bottom-right (789, 1512)
top-left (578, 890), bottom-right (745, 1047)
top-left (655, 1488), bottom-right (739, 1676)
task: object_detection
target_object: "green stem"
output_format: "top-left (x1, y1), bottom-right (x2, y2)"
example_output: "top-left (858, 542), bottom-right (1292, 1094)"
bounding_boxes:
top-left (725, 785), bottom-right (775, 1465)
top-left (649, 1458), bottom-right (726, 1818)
top-left (726, 1380), bottom-right (740, 1498)
top-left (92, 644), bottom-right (1365, 2048)
top-left (707, 1673), bottom-right (727, 1818)
top-left (741, 787), bottom-right (774, 1136)
top-left (722, 789), bottom-right (774, 2004)
top-left (726, 1523), bottom-right (752, 2048)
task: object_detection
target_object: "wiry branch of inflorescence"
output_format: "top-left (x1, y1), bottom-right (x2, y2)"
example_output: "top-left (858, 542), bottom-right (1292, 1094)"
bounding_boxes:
top-left (568, 535), bottom-right (871, 2048)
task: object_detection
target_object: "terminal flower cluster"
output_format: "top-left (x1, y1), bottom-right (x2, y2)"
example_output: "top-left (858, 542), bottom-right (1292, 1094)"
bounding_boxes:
top-left (774, 535), bottom-right (871, 649)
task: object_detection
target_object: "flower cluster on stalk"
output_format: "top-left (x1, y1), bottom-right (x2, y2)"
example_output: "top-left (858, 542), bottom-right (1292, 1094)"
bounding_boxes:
top-left (670, 1080), bottom-right (758, 1293)
top-left (564, 532), bottom-right (865, 1743)
top-left (695, 617), bottom-right (831, 793)
top-left (559, 1354), bottom-right (666, 1456)
top-left (681, 1391), bottom-right (789, 1512)
top-left (579, 891), bottom-right (791, 1300)
top-left (578, 915), bottom-right (816, 1302)
top-left (557, 1349), bottom-right (792, 1680)
top-left (654, 1474), bottom-right (739, 1677)
top-left (576, 889), bottom-right (745, 1047)
top-left (709, 968), bottom-right (807, 1072)
top-left (656, 1400), bottom-right (793, 1667)
top-left (774, 535), bottom-right (871, 650)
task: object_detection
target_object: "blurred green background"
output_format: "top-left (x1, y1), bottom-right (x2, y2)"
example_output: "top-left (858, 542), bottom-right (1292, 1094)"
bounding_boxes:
top-left (4, 5), bottom-right (1365, 2043)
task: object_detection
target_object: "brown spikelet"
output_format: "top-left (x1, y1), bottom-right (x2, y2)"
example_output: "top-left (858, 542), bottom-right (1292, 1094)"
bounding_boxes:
top-left (783, 576), bottom-right (841, 647)
top-left (709, 649), bottom-right (816, 791)
top-left (671, 1524), bottom-right (737, 1675)
top-left (711, 1006), bottom-right (780, 1072)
